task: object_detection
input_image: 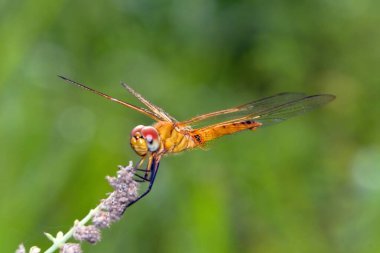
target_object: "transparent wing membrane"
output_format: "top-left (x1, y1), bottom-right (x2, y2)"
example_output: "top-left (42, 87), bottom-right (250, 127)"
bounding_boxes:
top-left (121, 83), bottom-right (177, 123)
top-left (185, 93), bottom-right (335, 130)
top-left (253, 94), bottom-right (335, 126)
top-left (58, 76), bottom-right (169, 122)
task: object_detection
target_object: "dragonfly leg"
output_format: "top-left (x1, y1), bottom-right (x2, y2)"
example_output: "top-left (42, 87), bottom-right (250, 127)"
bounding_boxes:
top-left (136, 157), bottom-right (146, 169)
top-left (143, 155), bottom-right (154, 179)
top-left (123, 155), bottom-right (160, 212)
top-left (135, 168), bottom-right (149, 172)
top-left (133, 179), bottom-right (148, 183)
top-left (132, 156), bottom-right (150, 182)
top-left (133, 173), bottom-right (150, 182)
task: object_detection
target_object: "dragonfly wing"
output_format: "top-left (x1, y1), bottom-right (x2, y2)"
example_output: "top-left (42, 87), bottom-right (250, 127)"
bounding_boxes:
top-left (186, 93), bottom-right (335, 144)
top-left (252, 94), bottom-right (335, 126)
top-left (121, 83), bottom-right (178, 123)
top-left (184, 93), bottom-right (334, 128)
top-left (182, 93), bottom-right (307, 127)
top-left (59, 76), bottom-right (163, 121)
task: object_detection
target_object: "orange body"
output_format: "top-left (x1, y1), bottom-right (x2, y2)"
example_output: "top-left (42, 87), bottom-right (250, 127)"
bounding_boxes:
top-left (154, 120), bottom-right (262, 154)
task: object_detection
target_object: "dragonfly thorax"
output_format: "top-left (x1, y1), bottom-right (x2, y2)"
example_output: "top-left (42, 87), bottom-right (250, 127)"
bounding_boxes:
top-left (130, 125), bottom-right (161, 156)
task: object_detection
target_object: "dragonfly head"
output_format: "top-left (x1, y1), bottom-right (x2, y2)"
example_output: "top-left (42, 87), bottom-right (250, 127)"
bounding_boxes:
top-left (130, 125), bottom-right (161, 156)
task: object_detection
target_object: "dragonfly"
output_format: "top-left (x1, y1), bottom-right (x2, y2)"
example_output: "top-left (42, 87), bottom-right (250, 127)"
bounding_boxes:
top-left (59, 76), bottom-right (335, 209)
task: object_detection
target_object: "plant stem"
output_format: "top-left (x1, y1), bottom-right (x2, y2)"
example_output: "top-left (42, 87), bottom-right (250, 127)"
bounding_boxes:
top-left (44, 206), bottom-right (101, 253)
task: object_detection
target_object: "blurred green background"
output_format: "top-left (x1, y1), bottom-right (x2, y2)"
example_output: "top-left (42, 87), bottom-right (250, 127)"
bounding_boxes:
top-left (1, 0), bottom-right (380, 252)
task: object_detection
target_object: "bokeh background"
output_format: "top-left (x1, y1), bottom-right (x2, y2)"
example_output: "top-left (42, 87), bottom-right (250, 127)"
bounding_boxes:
top-left (1, 0), bottom-right (380, 252)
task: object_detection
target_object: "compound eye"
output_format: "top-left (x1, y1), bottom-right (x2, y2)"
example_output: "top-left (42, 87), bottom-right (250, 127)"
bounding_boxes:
top-left (130, 125), bottom-right (148, 156)
top-left (141, 126), bottom-right (160, 152)
top-left (131, 125), bottom-right (144, 137)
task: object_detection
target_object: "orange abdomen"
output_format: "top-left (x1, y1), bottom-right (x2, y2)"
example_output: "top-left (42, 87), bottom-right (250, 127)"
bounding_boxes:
top-left (190, 120), bottom-right (262, 145)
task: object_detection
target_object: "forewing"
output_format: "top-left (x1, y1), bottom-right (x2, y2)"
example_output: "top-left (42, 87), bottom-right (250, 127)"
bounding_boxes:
top-left (183, 93), bottom-right (335, 129)
top-left (59, 76), bottom-right (163, 121)
top-left (121, 83), bottom-right (178, 123)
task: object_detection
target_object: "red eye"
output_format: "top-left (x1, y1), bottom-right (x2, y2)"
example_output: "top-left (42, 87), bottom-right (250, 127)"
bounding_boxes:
top-left (141, 126), bottom-right (160, 152)
top-left (141, 126), bottom-right (159, 142)
top-left (131, 125), bottom-right (144, 137)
